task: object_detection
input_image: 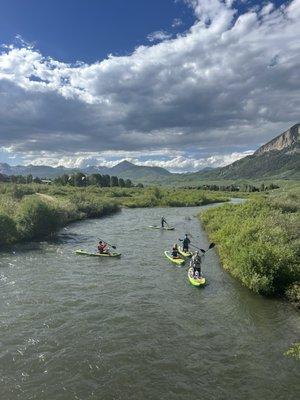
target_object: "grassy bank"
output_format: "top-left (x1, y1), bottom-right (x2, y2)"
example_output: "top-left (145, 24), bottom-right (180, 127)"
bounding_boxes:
top-left (0, 183), bottom-right (229, 246)
top-left (200, 188), bottom-right (300, 305)
top-left (0, 184), bottom-right (120, 246)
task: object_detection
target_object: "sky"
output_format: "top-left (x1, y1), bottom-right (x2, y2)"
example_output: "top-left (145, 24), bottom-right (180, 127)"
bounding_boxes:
top-left (0, 0), bottom-right (299, 172)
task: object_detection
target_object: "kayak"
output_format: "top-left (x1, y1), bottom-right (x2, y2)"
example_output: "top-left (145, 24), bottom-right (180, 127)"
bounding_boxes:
top-left (164, 251), bottom-right (185, 266)
top-left (149, 225), bottom-right (175, 231)
top-left (178, 247), bottom-right (193, 258)
top-left (188, 267), bottom-right (206, 286)
top-left (75, 249), bottom-right (121, 257)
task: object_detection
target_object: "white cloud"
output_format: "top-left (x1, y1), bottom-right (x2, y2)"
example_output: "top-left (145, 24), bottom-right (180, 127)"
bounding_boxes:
top-left (138, 151), bottom-right (254, 172)
top-left (147, 30), bottom-right (172, 42)
top-left (18, 148), bottom-right (254, 173)
top-left (172, 18), bottom-right (183, 28)
top-left (0, 0), bottom-right (299, 171)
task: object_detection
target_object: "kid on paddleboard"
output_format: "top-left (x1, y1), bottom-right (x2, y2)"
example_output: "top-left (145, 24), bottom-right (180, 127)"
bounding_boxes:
top-left (98, 241), bottom-right (109, 254)
top-left (190, 251), bottom-right (203, 278)
top-left (171, 244), bottom-right (179, 258)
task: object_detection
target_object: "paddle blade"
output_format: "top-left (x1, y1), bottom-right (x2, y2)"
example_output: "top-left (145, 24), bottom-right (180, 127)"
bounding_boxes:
top-left (200, 248), bottom-right (205, 253)
top-left (209, 242), bottom-right (215, 249)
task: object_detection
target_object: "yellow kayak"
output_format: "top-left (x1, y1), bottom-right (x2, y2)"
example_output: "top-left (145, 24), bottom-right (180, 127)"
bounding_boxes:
top-left (178, 247), bottom-right (193, 258)
top-left (188, 267), bottom-right (206, 286)
top-left (164, 251), bottom-right (185, 266)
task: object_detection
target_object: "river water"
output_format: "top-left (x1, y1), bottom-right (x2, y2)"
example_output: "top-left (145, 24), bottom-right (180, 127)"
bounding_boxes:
top-left (0, 205), bottom-right (299, 400)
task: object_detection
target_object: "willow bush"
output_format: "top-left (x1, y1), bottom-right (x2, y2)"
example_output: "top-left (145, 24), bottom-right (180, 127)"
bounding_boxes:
top-left (0, 213), bottom-right (18, 245)
top-left (16, 196), bottom-right (61, 240)
top-left (201, 195), bottom-right (300, 300)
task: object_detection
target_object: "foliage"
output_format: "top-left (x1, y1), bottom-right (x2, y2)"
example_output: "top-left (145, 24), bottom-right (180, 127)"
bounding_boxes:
top-left (16, 196), bottom-right (61, 240)
top-left (201, 192), bottom-right (300, 299)
top-left (0, 213), bottom-right (18, 246)
top-left (285, 283), bottom-right (300, 307)
top-left (284, 343), bottom-right (300, 360)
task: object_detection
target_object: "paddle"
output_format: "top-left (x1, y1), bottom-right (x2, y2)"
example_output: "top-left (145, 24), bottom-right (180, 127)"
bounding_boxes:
top-left (98, 239), bottom-right (117, 249)
top-left (163, 218), bottom-right (170, 228)
top-left (185, 242), bottom-right (215, 272)
top-left (203, 242), bottom-right (215, 253)
top-left (179, 240), bottom-right (215, 253)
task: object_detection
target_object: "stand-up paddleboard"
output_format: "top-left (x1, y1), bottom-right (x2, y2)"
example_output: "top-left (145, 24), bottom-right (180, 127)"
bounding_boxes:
top-left (178, 247), bottom-right (193, 258)
top-left (164, 251), bottom-right (185, 265)
top-left (188, 267), bottom-right (206, 286)
top-left (149, 225), bottom-right (175, 230)
top-left (75, 249), bottom-right (121, 257)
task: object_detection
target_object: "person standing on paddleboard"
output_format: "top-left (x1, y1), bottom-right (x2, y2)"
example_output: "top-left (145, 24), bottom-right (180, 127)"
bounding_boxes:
top-left (182, 234), bottom-right (191, 252)
top-left (161, 216), bottom-right (167, 228)
top-left (98, 241), bottom-right (109, 254)
top-left (190, 251), bottom-right (203, 278)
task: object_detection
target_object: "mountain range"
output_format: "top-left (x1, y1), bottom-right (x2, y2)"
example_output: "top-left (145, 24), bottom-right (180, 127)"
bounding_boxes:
top-left (0, 124), bottom-right (299, 182)
top-left (0, 159), bottom-right (171, 181)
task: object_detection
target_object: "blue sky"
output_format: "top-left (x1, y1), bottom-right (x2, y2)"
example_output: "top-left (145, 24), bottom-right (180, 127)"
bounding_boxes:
top-left (0, 0), bottom-right (195, 63)
top-left (0, 0), bottom-right (299, 172)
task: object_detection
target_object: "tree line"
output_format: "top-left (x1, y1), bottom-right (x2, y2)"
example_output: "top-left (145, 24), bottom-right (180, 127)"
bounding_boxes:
top-left (54, 172), bottom-right (137, 188)
top-left (183, 183), bottom-right (280, 192)
top-left (0, 172), bottom-right (144, 188)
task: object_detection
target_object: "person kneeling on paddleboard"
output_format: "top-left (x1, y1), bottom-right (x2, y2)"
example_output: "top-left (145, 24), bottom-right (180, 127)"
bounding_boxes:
top-left (190, 251), bottom-right (203, 278)
top-left (161, 216), bottom-right (167, 228)
top-left (182, 234), bottom-right (191, 252)
top-left (98, 241), bottom-right (109, 254)
top-left (171, 244), bottom-right (179, 259)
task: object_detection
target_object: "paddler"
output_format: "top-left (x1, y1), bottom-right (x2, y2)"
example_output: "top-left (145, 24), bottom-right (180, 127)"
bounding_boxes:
top-left (161, 216), bottom-right (167, 228)
top-left (97, 240), bottom-right (109, 254)
top-left (182, 234), bottom-right (191, 252)
top-left (190, 251), bottom-right (203, 278)
top-left (171, 243), bottom-right (180, 259)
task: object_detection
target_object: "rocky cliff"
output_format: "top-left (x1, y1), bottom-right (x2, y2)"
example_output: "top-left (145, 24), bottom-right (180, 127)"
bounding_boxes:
top-left (254, 123), bottom-right (299, 155)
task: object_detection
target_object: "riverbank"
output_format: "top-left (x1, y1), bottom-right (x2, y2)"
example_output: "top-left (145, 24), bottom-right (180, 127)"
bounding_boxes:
top-left (0, 183), bottom-right (229, 246)
top-left (200, 188), bottom-right (300, 306)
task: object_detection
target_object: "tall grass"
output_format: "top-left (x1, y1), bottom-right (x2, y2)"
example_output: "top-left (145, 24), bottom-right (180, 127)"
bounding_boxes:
top-left (200, 190), bottom-right (300, 303)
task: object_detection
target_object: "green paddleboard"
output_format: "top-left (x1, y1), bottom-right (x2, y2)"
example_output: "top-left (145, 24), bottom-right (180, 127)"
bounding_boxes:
top-left (75, 249), bottom-right (121, 257)
top-left (164, 250), bottom-right (185, 265)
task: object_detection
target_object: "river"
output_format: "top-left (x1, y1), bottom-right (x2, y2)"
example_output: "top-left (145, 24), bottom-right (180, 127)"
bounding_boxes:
top-left (0, 204), bottom-right (299, 400)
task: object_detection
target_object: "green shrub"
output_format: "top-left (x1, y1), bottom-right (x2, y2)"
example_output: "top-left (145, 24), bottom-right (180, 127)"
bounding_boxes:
top-left (284, 343), bottom-right (300, 359)
top-left (10, 185), bottom-right (35, 199)
top-left (201, 196), bottom-right (300, 297)
top-left (285, 283), bottom-right (300, 307)
top-left (0, 213), bottom-right (18, 245)
top-left (16, 196), bottom-right (61, 240)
